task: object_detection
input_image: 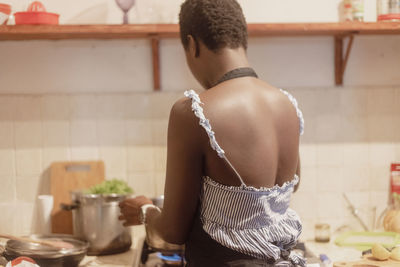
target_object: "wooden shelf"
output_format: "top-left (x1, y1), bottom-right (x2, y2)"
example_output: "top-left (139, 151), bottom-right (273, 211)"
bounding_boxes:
top-left (0, 22), bottom-right (400, 40)
top-left (1, 22), bottom-right (399, 89)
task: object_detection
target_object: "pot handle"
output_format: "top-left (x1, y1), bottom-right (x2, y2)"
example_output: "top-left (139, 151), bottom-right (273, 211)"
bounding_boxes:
top-left (0, 245), bottom-right (7, 265)
top-left (60, 203), bottom-right (79, 211)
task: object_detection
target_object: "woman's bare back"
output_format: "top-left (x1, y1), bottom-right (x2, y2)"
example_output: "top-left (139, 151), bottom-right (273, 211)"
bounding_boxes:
top-left (196, 77), bottom-right (301, 188)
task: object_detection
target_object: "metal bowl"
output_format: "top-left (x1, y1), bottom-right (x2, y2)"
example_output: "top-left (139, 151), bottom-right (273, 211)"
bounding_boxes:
top-left (146, 196), bottom-right (184, 253)
top-left (3, 234), bottom-right (88, 267)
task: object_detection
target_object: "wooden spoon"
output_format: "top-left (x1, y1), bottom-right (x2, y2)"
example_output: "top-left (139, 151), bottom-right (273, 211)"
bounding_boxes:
top-left (0, 234), bottom-right (74, 249)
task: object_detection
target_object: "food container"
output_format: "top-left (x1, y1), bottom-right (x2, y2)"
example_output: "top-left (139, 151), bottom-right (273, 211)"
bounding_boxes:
top-left (14, 12), bottom-right (59, 25)
top-left (377, 0), bottom-right (400, 21)
top-left (62, 191), bottom-right (132, 256)
top-left (144, 196), bottom-right (184, 253)
top-left (0, 3), bottom-right (11, 25)
top-left (2, 234), bottom-right (88, 267)
top-left (14, 1), bottom-right (59, 25)
top-left (352, 0), bottom-right (364, 21)
top-left (391, 163), bottom-right (400, 207)
top-left (314, 223), bottom-right (331, 243)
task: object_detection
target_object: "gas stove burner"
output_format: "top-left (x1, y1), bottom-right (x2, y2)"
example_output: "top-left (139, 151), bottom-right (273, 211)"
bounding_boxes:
top-left (156, 253), bottom-right (184, 266)
top-left (139, 239), bottom-right (185, 267)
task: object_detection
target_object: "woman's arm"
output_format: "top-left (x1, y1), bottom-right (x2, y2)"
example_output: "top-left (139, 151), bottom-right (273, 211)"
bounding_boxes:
top-left (294, 154), bottom-right (301, 192)
top-left (119, 98), bottom-right (204, 244)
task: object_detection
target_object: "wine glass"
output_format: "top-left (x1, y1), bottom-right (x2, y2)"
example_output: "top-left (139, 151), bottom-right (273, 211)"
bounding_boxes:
top-left (115, 0), bottom-right (136, 24)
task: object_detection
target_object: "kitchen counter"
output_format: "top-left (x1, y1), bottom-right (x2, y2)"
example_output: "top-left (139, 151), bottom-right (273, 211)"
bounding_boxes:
top-left (305, 240), bottom-right (361, 262)
top-left (79, 229), bottom-right (144, 267)
top-left (79, 249), bottom-right (137, 267)
top-left (77, 235), bottom-right (364, 267)
top-left (0, 230), bottom-right (364, 267)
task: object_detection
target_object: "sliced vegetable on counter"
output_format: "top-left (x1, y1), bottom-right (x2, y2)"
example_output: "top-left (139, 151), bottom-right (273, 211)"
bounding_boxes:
top-left (86, 179), bottom-right (133, 195)
top-left (371, 243), bottom-right (391, 261)
top-left (383, 207), bottom-right (400, 233)
top-left (391, 246), bottom-right (400, 261)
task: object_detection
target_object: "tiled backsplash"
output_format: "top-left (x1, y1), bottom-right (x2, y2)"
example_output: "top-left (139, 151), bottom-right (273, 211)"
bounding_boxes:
top-left (0, 86), bottom-right (399, 239)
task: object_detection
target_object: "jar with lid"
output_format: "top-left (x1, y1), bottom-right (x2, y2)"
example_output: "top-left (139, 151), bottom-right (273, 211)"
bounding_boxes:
top-left (343, 0), bottom-right (353, 21)
top-left (377, 0), bottom-right (390, 19)
top-left (379, 0), bottom-right (400, 21)
top-left (315, 223), bottom-right (331, 243)
top-left (389, 0), bottom-right (400, 14)
top-left (352, 0), bottom-right (364, 21)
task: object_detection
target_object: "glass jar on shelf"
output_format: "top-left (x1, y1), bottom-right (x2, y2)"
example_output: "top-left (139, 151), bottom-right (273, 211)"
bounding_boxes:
top-left (343, 0), bottom-right (353, 21)
top-left (378, 0), bottom-right (400, 21)
top-left (352, 0), bottom-right (364, 21)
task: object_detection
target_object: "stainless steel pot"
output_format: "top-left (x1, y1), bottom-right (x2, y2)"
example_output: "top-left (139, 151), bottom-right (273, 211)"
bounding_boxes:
top-left (62, 191), bottom-right (132, 256)
top-left (145, 196), bottom-right (184, 253)
top-left (2, 234), bottom-right (88, 267)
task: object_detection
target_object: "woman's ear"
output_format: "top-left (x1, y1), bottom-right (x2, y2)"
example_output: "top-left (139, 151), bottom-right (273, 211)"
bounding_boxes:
top-left (187, 35), bottom-right (200, 58)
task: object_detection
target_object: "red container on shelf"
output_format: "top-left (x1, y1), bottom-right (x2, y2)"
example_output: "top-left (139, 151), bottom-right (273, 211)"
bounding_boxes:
top-left (14, 11), bottom-right (59, 25)
top-left (0, 3), bottom-right (12, 25)
top-left (378, 13), bottom-right (400, 21)
top-left (391, 163), bottom-right (400, 195)
top-left (14, 1), bottom-right (59, 25)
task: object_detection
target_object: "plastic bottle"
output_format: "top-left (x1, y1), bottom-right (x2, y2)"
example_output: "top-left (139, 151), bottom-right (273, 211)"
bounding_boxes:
top-left (352, 0), bottom-right (364, 21)
top-left (343, 0), bottom-right (353, 21)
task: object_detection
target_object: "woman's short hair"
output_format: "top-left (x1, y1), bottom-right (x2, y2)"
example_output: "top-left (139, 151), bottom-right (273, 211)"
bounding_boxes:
top-left (179, 0), bottom-right (248, 53)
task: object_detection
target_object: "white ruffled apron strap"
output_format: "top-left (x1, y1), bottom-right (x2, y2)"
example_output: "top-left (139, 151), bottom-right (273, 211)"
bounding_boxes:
top-left (183, 90), bottom-right (246, 187)
top-left (279, 89), bottom-right (305, 136)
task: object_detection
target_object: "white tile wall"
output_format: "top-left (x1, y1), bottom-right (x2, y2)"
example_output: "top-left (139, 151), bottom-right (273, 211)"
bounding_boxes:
top-left (0, 149), bottom-right (15, 176)
top-left (16, 176), bottom-right (42, 203)
top-left (127, 146), bottom-right (155, 172)
top-left (15, 149), bottom-right (42, 176)
top-left (69, 94), bottom-right (97, 119)
top-left (42, 95), bottom-right (70, 120)
top-left (316, 192), bottom-right (346, 220)
top-left (97, 120), bottom-right (126, 146)
top-left (0, 176), bottom-right (16, 202)
top-left (316, 144), bottom-right (344, 166)
top-left (43, 121), bottom-right (69, 147)
top-left (126, 120), bottom-right (153, 145)
top-left (0, 88), bottom-right (398, 239)
top-left (70, 146), bottom-right (99, 161)
top-left (0, 204), bottom-right (18, 234)
top-left (70, 120), bottom-right (97, 146)
top-left (340, 115), bottom-right (369, 142)
top-left (42, 147), bottom-right (70, 169)
top-left (127, 172), bottom-right (156, 197)
top-left (100, 146), bottom-right (127, 177)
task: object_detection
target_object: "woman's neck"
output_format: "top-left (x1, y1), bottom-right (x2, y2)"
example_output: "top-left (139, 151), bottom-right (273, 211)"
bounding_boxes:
top-left (202, 47), bottom-right (250, 89)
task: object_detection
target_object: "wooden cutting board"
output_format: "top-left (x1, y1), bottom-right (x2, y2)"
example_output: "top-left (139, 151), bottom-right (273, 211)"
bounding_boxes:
top-left (50, 161), bottom-right (105, 234)
top-left (334, 254), bottom-right (399, 267)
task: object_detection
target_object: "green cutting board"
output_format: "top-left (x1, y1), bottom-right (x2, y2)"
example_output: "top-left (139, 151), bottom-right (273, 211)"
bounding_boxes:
top-left (335, 231), bottom-right (400, 251)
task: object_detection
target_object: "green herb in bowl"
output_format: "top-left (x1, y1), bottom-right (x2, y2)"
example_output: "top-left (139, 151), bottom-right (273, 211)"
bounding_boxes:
top-left (86, 179), bottom-right (133, 195)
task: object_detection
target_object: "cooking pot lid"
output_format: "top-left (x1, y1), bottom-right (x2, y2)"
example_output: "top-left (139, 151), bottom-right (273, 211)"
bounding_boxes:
top-left (71, 191), bottom-right (130, 202)
top-left (5, 234), bottom-right (88, 258)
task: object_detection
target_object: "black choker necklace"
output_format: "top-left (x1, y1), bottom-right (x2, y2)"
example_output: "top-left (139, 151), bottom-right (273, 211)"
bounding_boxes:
top-left (214, 67), bottom-right (258, 87)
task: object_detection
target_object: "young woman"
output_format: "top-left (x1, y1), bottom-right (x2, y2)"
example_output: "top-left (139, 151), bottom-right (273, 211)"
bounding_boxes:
top-left (119, 0), bottom-right (305, 266)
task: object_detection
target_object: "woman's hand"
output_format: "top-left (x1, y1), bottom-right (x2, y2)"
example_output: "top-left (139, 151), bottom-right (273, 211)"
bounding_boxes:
top-left (118, 196), bottom-right (153, 226)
